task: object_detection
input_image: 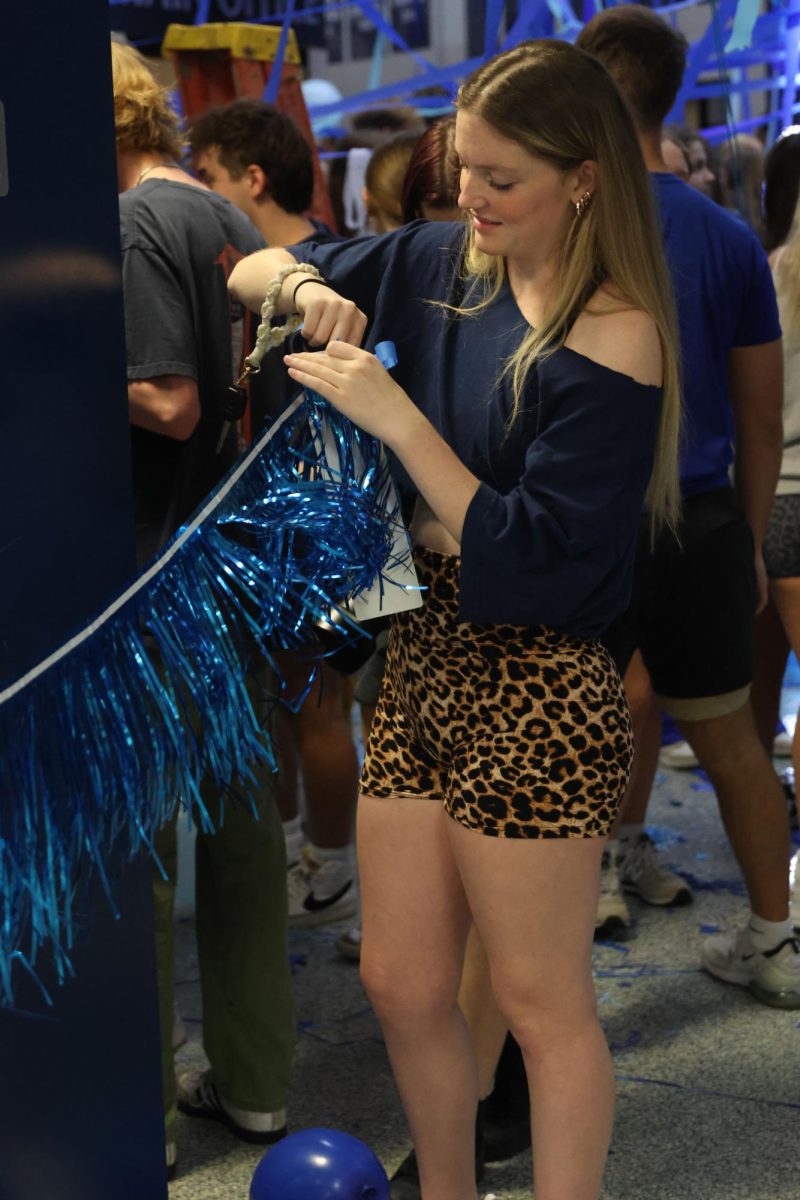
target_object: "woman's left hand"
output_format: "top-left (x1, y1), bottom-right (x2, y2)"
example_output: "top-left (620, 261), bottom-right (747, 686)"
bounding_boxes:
top-left (284, 341), bottom-right (421, 448)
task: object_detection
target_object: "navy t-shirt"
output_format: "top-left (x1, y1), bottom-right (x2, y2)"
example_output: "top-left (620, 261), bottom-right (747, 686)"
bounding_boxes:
top-left (652, 173), bottom-right (781, 496)
top-left (290, 221), bottom-right (661, 637)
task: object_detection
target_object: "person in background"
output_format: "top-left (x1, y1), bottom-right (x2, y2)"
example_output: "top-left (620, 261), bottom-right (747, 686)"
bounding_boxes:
top-left (111, 40), bottom-right (292, 1177)
top-left (716, 132), bottom-right (766, 236)
top-left (401, 116), bottom-right (461, 223)
top-left (678, 127), bottom-right (717, 197)
top-left (363, 132), bottom-right (423, 233)
top-left (189, 98), bottom-right (361, 931)
top-left (231, 36), bottom-right (681, 1200)
top-left (576, 8), bottom-right (795, 1008)
top-left (660, 131), bottom-right (690, 181)
top-left (751, 132), bottom-right (800, 922)
top-left (764, 127), bottom-right (800, 253)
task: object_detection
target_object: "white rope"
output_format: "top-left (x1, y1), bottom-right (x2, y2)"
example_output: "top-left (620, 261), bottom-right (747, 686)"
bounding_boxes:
top-left (244, 261), bottom-right (323, 374)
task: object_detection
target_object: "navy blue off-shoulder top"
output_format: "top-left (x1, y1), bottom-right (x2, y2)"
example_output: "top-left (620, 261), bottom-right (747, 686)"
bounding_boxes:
top-left (289, 221), bottom-right (662, 637)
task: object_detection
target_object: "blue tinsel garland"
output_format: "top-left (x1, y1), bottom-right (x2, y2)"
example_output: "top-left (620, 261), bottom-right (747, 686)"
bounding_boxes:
top-left (0, 390), bottom-right (406, 1007)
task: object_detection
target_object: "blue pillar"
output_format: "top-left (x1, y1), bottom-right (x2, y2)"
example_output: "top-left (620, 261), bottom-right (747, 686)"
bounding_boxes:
top-left (0, 3), bottom-right (166, 1197)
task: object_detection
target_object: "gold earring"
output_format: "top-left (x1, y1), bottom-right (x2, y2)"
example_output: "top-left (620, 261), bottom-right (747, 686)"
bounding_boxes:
top-left (574, 190), bottom-right (593, 218)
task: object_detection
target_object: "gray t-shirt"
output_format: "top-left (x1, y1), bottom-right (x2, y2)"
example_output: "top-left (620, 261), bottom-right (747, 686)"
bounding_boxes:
top-left (120, 179), bottom-right (266, 563)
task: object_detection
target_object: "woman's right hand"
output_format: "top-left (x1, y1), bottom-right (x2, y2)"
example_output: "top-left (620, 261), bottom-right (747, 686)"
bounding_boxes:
top-left (294, 280), bottom-right (367, 348)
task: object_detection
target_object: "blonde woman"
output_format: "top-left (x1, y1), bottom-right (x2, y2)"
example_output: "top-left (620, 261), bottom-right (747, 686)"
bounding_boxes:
top-left (230, 39), bottom-right (680, 1200)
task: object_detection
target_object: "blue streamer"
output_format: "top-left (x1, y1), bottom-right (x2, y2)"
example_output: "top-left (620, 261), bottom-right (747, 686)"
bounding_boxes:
top-left (263, 0), bottom-right (296, 106)
top-left (0, 391), bottom-right (408, 1007)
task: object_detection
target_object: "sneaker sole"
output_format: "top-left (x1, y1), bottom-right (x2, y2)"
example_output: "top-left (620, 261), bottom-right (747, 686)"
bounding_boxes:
top-left (622, 883), bottom-right (693, 907)
top-left (747, 980), bottom-right (800, 1009)
top-left (336, 937), bottom-right (362, 962)
top-left (176, 1101), bottom-right (288, 1145)
top-left (289, 896), bottom-right (358, 929)
top-left (703, 961), bottom-right (800, 1009)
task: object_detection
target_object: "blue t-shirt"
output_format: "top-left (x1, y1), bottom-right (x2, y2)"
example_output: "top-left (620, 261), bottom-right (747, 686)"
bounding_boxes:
top-left (652, 173), bottom-right (781, 496)
top-left (290, 221), bottom-right (661, 637)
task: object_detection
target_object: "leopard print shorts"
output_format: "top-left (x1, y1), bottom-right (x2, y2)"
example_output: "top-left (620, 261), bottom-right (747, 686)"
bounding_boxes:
top-left (359, 545), bottom-right (633, 838)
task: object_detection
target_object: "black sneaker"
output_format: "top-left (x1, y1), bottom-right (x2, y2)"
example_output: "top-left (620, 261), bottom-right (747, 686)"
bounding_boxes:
top-left (176, 1068), bottom-right (287, 1144)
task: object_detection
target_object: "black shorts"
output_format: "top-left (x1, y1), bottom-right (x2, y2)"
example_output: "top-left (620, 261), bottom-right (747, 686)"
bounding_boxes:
top-left (603, 487), bottom-right (756, 720)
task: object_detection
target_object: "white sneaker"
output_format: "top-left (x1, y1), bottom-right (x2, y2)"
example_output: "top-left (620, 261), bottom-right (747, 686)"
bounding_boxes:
top-left (619, 833), bottom-right (692, 906)
top-left (658, 739), bottom-right (699, 769)
top-left (701, 924), bottom-right (800, 1009)
top-left (790, 851), bottom-right (800, 928)
top-left (595, 849), bottom-right (630, 937)
top-left (288, 847), bottom-right (357, 928)
top-left (336, 925), bottom-right (362, 961)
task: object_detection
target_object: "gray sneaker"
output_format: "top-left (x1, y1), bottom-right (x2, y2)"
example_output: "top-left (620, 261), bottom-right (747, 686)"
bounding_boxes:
top-left (619, 833), bottom-right (692, 906)
top-left (595, 849), bottom-right (630, 937)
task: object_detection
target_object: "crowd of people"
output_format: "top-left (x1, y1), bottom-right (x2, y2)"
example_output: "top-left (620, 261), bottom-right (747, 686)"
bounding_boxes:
top-left (110, 8), bottom-right (800, 1197)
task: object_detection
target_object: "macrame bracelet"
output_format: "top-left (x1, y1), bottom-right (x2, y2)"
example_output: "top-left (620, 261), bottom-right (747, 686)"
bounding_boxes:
top-left (243, 262), bottom-right (324, 376)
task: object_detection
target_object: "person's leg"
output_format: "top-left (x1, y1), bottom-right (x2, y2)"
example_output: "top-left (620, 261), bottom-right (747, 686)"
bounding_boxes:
top-left (152, 812), bottom-right (179, 1149)
top-left (678, 700), bottom-right (790, 921)
top-left (680, 698), bottom-right (800, 1006)
top-left (457, 927), bottom-right (508, 1101)
top-left (277, 651), bottom-right (360, 925)
top-left (751, 593), bottom-right (790, 754)
top-left (359, 795), bottom-right (477, 1200)
top-left (768, 576), bottom-right (800, 783)
top-left (185, 665), bottom-right (294, 1130)
top-left (451, 824), bottom-right (612, 1200)
top-left (193, 787), bottom-right (293, 1118)
top-left (295, 662), bottom-right (359, 848)
top-left (457, 930), bottom-right (531, 1166)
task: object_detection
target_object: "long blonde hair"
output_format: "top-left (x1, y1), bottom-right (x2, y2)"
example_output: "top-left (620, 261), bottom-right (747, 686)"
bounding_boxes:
top-left (455, 40), bottom-right (681, 532)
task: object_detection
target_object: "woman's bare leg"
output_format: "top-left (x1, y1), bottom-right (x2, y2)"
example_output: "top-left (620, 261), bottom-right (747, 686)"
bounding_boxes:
top-left (358, 795), bottom-right (478, 1200)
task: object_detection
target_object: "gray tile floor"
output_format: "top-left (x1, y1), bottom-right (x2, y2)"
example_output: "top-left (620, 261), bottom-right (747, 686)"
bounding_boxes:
top-left (170, 717), bottom-right (800, 1200)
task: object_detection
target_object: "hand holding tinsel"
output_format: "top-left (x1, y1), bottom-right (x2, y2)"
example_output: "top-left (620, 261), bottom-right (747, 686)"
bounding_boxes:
top-left (285, 340), bottom-right (423, 451)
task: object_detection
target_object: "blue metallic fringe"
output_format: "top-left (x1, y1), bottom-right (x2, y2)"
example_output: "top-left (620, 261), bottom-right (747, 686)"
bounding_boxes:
top-left (0, 391), bottom-right (405, 1007)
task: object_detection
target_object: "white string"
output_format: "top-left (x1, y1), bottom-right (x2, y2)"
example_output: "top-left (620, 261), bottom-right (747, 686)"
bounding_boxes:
top-left (244, 261), bottom-right (323, 374)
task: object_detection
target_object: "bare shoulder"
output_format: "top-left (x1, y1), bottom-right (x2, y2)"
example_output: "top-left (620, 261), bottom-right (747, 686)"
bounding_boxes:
top-left (565, 285), bottom-right (663, 387)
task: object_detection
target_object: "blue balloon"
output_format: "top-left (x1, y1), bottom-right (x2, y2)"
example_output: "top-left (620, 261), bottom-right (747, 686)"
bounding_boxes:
top-left (250, 1128), bottom-right (389, 1200)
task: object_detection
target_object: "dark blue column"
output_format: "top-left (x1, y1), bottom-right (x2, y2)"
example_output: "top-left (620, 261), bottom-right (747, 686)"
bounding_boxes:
top-left (0, 3), bottom-right (166, 1197)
